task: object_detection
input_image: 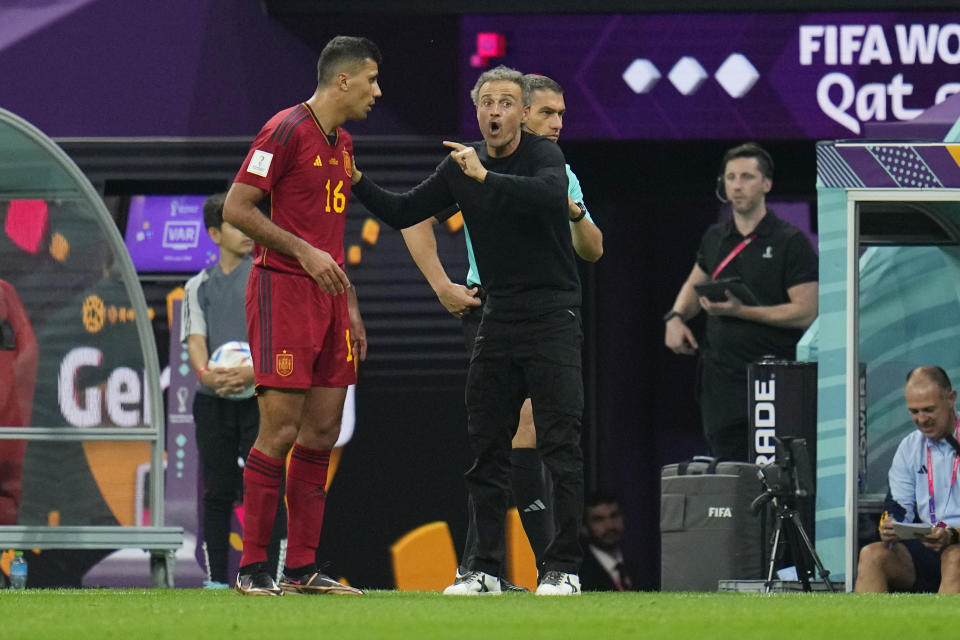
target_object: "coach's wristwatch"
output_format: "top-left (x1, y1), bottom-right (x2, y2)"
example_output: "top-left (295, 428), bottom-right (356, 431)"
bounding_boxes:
top-left (570, 201), bottom-right (587, 223)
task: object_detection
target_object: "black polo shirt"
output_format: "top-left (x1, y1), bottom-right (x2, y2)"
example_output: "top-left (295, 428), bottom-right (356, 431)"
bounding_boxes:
top-left (695, 209), bottom-right (818, 371)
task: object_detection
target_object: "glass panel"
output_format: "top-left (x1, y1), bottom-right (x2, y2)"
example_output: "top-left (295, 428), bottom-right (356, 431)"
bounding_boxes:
top-left (1, 198), bottom-right (150, 430)
top-left (0, 122), bottom-right (80, 196)
top-left (2, 439), bottom-right (151, 527)
top-left (0, 113), bottom-right (154, 432)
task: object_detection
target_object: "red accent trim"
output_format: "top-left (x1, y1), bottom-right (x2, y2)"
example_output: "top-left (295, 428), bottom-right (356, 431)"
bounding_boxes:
top-left (711, 233), bottom-right (757, 280)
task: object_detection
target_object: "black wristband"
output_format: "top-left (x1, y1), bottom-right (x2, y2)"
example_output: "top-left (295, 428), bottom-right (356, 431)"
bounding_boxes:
top-left (663, 310), bottom-right (683, 323)
top-left (570, 201), bottom-right (587, 223)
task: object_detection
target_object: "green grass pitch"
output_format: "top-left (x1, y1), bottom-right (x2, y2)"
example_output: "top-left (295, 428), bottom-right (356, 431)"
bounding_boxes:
top-left (2, 589), bottom-right (958, 639)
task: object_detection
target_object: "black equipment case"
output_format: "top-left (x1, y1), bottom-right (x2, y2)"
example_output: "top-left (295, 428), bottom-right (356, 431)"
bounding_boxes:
top-left (660, 457), bottom-right (764, 590)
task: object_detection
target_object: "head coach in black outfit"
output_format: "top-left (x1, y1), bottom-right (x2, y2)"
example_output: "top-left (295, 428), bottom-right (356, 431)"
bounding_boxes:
top-left (350, 65), bottom-right (586, 596)
top-left (664, 143), bottom-right (818, 462)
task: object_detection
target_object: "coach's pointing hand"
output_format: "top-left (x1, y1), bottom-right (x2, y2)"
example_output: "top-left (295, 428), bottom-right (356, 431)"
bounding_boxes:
top-left (443, 141), bottom-right (487, 183)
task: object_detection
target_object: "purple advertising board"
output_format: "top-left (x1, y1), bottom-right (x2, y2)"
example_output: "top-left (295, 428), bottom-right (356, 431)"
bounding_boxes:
top-left (123, 195), bottom-right (219, 273)
top-left (460, 13), bottom-right (960, 140)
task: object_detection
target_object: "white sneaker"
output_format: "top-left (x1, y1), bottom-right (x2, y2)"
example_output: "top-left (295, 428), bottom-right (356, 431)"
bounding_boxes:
top-left (442, 570), bottom-right (502, 595)
top-left (535, 571), bottom-right (581, 596)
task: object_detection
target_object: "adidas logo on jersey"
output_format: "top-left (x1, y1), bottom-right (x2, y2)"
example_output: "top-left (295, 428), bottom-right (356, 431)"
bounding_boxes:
top-left (523, 499), bottom-right (547, 513)
top-left (313, 155), bottom-right (323, 167)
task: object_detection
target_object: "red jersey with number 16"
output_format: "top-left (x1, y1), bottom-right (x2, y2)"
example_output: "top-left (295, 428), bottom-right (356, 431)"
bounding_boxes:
top-left (234, 102), bottom-right (354, 275)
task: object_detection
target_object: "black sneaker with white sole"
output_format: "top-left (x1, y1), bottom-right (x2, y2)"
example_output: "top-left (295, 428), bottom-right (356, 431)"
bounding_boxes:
top-left (500, 577), bottom-right (530, 592)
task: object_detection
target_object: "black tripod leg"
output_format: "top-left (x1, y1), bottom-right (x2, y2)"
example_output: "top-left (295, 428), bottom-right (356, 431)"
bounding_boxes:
top-left (788, 511), bottom-right (835, 592)
top-left (765, 516), bottom-right (783, 592)
top-left (780, 511), bottom-right (811, 591)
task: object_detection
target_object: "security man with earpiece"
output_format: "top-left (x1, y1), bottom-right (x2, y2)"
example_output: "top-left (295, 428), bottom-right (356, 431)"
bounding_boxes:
top-left (664, 143), bottom-right (819, 461)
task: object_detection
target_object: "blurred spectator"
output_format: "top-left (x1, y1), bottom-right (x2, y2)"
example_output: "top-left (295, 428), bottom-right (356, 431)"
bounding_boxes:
top-left (580, 493), bottom-right (639, 591)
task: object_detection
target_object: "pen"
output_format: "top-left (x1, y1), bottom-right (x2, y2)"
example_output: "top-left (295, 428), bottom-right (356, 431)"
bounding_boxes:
top-left (880, 511), bottom-right (893, 550)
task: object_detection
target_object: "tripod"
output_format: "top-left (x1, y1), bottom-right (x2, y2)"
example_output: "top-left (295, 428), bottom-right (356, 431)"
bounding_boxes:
top-left (764, 495), bottom-right (835, 593)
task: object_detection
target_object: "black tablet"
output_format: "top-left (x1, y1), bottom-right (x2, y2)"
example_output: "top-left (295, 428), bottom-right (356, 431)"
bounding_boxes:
top-left (693, 277), bottom-right (759, 305)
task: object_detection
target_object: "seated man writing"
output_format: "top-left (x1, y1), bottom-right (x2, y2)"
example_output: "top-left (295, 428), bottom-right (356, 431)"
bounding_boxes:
top-left (855, 366), bottom-right (960, 593)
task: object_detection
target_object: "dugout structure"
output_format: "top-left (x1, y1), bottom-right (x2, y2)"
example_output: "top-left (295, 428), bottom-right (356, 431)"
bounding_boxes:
top-left (813, 138), bottom-right (960, 590)
top-left (0, 108), bottom-right (180, 587)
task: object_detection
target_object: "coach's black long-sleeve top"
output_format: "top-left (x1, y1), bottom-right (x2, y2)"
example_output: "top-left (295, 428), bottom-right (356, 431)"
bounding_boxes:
top-left (353, 132), bottom-right (581, 319)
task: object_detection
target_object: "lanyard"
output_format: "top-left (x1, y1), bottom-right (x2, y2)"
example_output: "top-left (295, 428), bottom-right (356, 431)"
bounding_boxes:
top-left (925, 421), bottom-right (960, 525)
top-left (711, 234), bottom-right (757, 280)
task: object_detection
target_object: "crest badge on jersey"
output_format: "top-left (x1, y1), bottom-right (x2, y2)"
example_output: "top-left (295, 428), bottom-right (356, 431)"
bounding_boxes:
top-left (248, 149), bottom-right (273, 177)
top-left (343, 150), bottom-right (352, 177)
top-left (276, 350), bottom-right (294, 377)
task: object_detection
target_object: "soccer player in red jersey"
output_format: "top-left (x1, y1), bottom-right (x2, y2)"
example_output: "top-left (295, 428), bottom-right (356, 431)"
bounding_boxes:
top-left (223, 35), bottom-right (380, 596)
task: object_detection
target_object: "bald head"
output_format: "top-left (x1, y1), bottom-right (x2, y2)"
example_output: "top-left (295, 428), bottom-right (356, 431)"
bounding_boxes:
top-left (906, 366), bottom-right (952, 391)
top-left (905, 366), bottom-right (957, 441)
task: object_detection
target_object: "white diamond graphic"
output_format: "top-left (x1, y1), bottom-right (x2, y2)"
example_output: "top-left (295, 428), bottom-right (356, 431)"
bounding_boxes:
top-left (715, 53), bottom-right (759, 99)
top-left (668, 57), bottom-right (707, 96)
top-left (622, 58), bottom-right (661, 94)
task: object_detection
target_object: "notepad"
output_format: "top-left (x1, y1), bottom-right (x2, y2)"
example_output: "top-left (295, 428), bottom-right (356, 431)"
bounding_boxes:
top-left (891, 522), bottom-right (937, 540)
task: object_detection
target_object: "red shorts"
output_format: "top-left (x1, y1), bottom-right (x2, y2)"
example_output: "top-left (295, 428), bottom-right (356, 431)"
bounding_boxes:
top-left (246, 267), bottom-right (357, 390)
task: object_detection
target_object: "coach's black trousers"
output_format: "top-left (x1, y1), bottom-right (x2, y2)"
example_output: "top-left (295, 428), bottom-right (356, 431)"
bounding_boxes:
top-left (464, 307), bottom-right (584, 576)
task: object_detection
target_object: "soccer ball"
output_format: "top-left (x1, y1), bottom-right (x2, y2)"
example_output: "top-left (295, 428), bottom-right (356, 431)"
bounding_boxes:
top-left (208, 340), bottom-right (255, 399)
